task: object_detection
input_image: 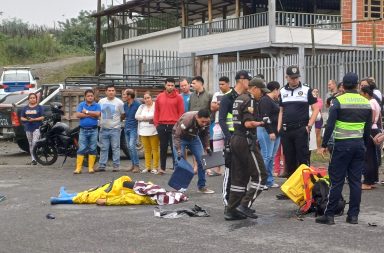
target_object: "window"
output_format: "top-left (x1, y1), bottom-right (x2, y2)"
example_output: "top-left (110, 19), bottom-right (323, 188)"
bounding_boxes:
top-left (364, 0), bottom-right (384, 19)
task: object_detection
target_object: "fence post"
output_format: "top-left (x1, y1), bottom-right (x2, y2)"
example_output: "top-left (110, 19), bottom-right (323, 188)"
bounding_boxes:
top-left (268, 0), bottom-right (276, 43)
top-left (338, 52), bottom-right (345, 82)
top-left (191, 53), bottom-right (196, 76)
top-left (298, 46), bottom-right (306, 83)
top-left (213, 54), bottom-right (219, 93)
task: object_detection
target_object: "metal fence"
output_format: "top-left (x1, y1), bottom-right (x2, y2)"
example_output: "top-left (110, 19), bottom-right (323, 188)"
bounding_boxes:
top-left (182, 11), bottom-right (341, 39)
top-left (218, 49), bottom-right (384, 104)
top-left (123, 49), bottom-right (193, 77)
top-left (275, 11), bottom-right (341, 29)
top-left (182, 12), bottom-right (268, 38)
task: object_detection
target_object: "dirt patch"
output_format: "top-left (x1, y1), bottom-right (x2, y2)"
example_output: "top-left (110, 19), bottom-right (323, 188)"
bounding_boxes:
top-left (30, 56), bottom-right (94, 82)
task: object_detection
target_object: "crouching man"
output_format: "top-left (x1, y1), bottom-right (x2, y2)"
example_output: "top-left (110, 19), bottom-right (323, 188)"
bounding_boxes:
top-left (173, 109), bottom-right (215, 194)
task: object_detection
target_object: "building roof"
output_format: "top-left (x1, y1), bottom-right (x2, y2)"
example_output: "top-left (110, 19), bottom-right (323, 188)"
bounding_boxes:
top-left (92, 0), bottom-right (248, 22)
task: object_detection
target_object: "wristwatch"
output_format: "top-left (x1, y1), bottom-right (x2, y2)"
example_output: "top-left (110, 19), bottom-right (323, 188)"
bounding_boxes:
top-left (85, 110), bottom-right (89, 114)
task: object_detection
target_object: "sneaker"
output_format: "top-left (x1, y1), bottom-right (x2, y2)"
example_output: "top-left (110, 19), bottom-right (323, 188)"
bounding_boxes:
top-left (150, 169), bottom-right (158, 175)
top-left (95, 166), bottom-right (106, 172)
top-left (31, 160), bottom-right (37, 165)
top-left (263, 185), bottom-right (269, 190)
top-left (178, 188), bottom-right (187, 193)
top-left (198, 187), bottom-right (215, 194)
top-left (112, 167), bottom-right (120, 172)
top-left (141, 169), bottom-right (149, 173)
top-left (269, 183), bottom-right (280, 188)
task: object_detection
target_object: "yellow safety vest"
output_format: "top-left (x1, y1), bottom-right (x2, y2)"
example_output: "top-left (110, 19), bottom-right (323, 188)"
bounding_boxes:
top-left (334, 93), bottom-right (371, 140)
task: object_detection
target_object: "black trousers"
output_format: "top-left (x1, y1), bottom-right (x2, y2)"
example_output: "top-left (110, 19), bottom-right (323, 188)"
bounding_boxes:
top-left (222, 146), bottom-right (232, 207)
top-left (325, 140), bottom-right (365, 217)
top-left (227, 135), bottom-right (268, 212)
top-left (363, 129), bottom-right (380, 185)
top-left (156, 124), bottom-right (175, 170)
top-left (280, 126), bottom-right (310, 177)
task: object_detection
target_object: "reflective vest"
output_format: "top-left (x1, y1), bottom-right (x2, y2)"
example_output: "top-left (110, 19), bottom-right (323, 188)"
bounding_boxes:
top-left (226, 112), bottom-right (234, 132)
top-left (334, 93), bottom-right (371, 140)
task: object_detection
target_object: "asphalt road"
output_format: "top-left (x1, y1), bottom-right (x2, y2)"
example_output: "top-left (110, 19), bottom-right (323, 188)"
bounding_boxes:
top-left (0, 140), bottom-right (383, 253)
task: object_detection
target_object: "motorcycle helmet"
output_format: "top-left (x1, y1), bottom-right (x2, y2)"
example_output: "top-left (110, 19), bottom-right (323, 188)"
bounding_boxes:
top-left (50, 102), bottom-right (64, 115)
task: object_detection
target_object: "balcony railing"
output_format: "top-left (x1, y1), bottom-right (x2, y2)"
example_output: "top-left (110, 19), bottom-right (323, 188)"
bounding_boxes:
top-left (275, 11), bottom-right (341, 29)
top-left (182, 12), bottom-right (268, 39)
top-left (182, 11), bottom-right (341, 39)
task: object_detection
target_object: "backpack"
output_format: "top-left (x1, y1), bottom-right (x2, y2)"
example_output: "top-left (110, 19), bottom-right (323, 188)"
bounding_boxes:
top-left (311, 177), bottom-right (346, 216)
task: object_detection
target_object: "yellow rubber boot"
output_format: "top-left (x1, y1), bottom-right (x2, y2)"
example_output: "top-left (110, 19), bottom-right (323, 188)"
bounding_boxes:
top-left (88, 155), bottom-right (97, 174)
top-left (74, 155), bottom-right (84, 174)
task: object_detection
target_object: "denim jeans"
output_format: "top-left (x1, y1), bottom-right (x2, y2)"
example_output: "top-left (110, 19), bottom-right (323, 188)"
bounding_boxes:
top-left (99, 128), bottom-right (121, 168)
top-left (77, 128), bottom-right (98, 155)
top-left (125, 128), bottom-right (139, 166)
top-left (257, 127), bottom-right (280, 186)
top-left (173, 137), bottom-right (206, 189)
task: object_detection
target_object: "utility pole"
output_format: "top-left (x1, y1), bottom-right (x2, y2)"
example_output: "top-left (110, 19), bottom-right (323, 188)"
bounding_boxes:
top-left (95, 0), bottom-right (102, 75)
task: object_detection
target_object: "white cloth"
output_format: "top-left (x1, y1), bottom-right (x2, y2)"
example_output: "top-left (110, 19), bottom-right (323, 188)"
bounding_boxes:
top-left (309, 107), bottom-right (318, 151)
top-left (135, 103), bottom-right (157, 136)
top-left (370, 98), bottom-right (381, 129)
top-left (374, 89), bottom-right (382, 102)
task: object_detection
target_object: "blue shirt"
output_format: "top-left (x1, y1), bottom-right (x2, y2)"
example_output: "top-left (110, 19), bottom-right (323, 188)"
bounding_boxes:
top-left (181, 93), bottom-right (191, 112)
top-left (77, 101), bottom-right (101, 128)
top-left (21, 105), bottom-right (44, 132)
top-left (124, 100), bottom-right (141, 129)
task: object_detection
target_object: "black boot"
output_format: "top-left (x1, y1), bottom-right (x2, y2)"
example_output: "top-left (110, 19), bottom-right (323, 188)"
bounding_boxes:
top-left (346, 216), bottom-right (358, 224)
top-left (224, 209), bottom-right (247, 221)
top-left (315, 215), bottom-right (335, 225)
top-left (236, 205), bottom-right (258, 219)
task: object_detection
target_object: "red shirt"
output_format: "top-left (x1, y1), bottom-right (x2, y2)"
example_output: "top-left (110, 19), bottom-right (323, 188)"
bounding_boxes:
top-left (154, 90), bottom-right (184, 126)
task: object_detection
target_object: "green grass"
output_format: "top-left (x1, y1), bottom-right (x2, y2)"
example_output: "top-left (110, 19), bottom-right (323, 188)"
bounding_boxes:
top-left (0, 33), bottom-right (92, 66)
top-left (42, 59), bottom-right (95, 83)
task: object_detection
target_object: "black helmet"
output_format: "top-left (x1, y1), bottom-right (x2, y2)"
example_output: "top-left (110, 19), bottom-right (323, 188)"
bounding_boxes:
top-left (50, 102), bottom-right (64, 115)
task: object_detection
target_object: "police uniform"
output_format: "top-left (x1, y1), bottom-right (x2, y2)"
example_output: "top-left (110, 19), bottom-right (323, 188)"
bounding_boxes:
top-left (279, 67), bottom-right (317, 177)
top-left (226, 87), bottom-right (268, 219)
top-left (316, 73), bottom-right (371, 225)
top-left (219, 70), bottom-right (251, 208)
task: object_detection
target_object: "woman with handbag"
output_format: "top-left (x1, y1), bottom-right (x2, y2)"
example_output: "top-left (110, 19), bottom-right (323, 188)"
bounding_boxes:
top-left (360, 86), bottom-right (381, 190)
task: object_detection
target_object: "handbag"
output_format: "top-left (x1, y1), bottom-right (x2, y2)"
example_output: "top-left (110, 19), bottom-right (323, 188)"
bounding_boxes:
top-left (372, 130), bottom-right (384, 147)
top-left (212, 123), bottom-right (224, 141)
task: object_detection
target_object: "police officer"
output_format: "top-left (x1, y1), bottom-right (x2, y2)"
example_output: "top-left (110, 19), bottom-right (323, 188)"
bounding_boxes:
top-left (218, 70), bottom-right (251, 207)
top-left (277, 66), bottom-right (319, 178)
top-left (224, 78), bottom-right (269, 220)
top-left (316, 73), bottom-right (371, 225)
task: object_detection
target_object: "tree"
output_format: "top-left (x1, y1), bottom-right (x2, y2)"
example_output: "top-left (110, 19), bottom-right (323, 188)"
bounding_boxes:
top-left (58, 10), bottom-right (96, 50)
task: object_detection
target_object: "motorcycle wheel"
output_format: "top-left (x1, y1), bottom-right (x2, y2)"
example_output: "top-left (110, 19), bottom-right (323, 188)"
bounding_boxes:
top-left (33, 142), bottom-right (58, 166)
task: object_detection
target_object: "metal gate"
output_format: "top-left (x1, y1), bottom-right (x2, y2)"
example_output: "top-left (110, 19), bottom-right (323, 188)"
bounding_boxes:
top-left (123, 48), bottom-right (193, 77)
top-left (218, 49), bottom-right (384, 101)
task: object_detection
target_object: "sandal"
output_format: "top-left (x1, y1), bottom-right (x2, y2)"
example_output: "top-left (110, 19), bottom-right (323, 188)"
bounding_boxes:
top-left (362, 184), bottom-right (372, 190)
top-left (150, 169), bottom-right (158, 175)
top-left (207, 171), bottom-right (222, 177)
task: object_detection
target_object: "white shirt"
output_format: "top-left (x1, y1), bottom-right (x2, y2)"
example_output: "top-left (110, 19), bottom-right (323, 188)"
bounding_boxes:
top-left (135, 103), bottom-right (157, 136)
top-left (212, 90), bottom-right (231, 123)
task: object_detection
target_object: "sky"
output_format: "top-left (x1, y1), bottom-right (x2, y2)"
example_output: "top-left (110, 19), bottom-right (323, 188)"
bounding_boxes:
top-left (0, 0), bottom-right (121, 27)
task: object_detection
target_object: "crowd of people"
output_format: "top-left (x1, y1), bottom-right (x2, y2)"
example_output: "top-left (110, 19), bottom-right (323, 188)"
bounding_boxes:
top-left (20, 66), bottom-right (382, 223)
